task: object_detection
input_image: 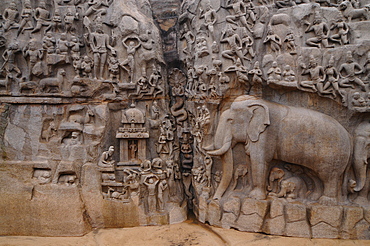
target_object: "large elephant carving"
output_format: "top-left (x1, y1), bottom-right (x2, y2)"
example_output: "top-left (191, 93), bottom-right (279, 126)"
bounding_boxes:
top-left (206, 95), bottom-right (351, 204)
top-left (353, 120), bottom-right (370, 205)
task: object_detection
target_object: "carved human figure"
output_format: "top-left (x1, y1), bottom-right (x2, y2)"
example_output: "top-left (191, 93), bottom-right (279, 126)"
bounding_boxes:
top-left (157, 179), bottom-right (167, 211)
top-left (148, 65), bottom-right (163, 97)
top-left (89, 24), bottom-right (116, 79)
top-left (330, 16), bottom-right (349, 46)
top-left (180, 23), bottom-right (195, 53)
top-left (23, 39), bottom-right (43, 78)
top-left (63, 131), bottom-right (81, 145)
top-left (305, 16), bottom-right (334, 48)
top-left (194, 35), bottom-right (209, 60)
top-left (143, 175), bottom-right (159, 213)
top-left (17, 0), bottom-right (33, 35)
top-left (300, 55), bottom-right (325, 92)
top-left (106, 54), bottom-right (120, 83)
top-left (199, 2), bottom-right (217, 39)
top-left (166, 160), bottom-right (177, 197)
top-left (225, 0), bottom-right (253, 32)
top-left (32, 0), bottom-right (53, 34)
top-left (151, 101), bottom-right (160, 120)
top-left (220, 27), bottom-right (244, 64)
top-left (121, 37), bottom-right (141, 82)
top-left (84, 0), bottom-right (110, 17)
top-left (70, 36), bottom-right (84, 60)
top-left (81, 56), bottom-right (93, 78)
top-left (2, 42), bottom-right (21, 77)
top-left (281, 65), bottom-right (294, 82)
top-left (267, 61), bottom-right (281, 82)
top-left (284, 30), bottom-right (297, 54)
top-left (241, 30), bottom-right (255, 60)
top-left (3, 1), bottom-right (19, 32)
top-left (56, 33), bottom-right (70, 59)
top-left (51, 9), bottom-right (62, 33)
top-left (43, 31), bottom-right (56, 54)
top-left (352, 92), bottom-right (365, 107)
top-left (248, 61), bottom-right (263, 97)
top-left (324, 56), bottom-right (343, 99)
top-left (64, 11), bottom-right (79, 33)
top-left (339, 51), bottom-right (366, 91)
top-left (282, 65), bottom-right (296, 82)
top-left (263, 29), bottom-right (282, 55)
top-left (98, 146), bottom-right (115, 167)
top-left (129, 141), bottom-right (138, 160)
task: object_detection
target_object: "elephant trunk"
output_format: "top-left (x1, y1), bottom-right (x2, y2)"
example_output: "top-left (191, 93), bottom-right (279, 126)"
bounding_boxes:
top-left (267, 175), bottom-right (275, 192)
top-left (213, 148), bottom-right (233, 200)
top-left (353, 136), bottom-right (368, 192)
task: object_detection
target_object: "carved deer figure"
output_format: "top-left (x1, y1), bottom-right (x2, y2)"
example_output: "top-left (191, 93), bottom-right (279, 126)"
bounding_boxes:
top-left (39, 69), bottom-right (66, 93)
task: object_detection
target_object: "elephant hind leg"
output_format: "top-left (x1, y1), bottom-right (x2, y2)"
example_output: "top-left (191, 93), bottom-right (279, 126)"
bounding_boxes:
top-left (319, 175), bottom-right (340, 205)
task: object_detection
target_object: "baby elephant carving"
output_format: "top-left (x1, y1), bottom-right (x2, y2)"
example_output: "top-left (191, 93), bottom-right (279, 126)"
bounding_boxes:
top-left (277, 177), bottom-right (307, 199)
top-left (268, 167), bottom-right (309, 199)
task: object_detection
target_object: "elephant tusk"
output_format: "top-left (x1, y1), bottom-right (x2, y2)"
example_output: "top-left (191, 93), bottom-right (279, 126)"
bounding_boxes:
top-left (207, 141), bottom-right (232, 156)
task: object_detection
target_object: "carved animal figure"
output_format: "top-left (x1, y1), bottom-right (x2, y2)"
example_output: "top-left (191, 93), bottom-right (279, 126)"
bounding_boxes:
top-left (0, 74), bottom-right (12, 91)
top-left (268, 167), bottom-right (309, 199)
top-left (352, 120), bottom-right (370, 205)
top-left (277, 177), bottom-right (308, 199)
top-left (20, 80), bottom-right (38, 94)
top-left (339, 1), bottom-right (369, 22)
top-left (39, 69), bottom-right (66, 93)
top-left (206, 95), bottom-right (351, 205)
top-left (170, 97), bottom-right (188, 125)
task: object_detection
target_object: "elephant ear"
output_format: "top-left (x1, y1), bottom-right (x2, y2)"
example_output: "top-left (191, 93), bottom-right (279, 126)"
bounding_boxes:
top-left (247, 103), bottom-right (270, 142)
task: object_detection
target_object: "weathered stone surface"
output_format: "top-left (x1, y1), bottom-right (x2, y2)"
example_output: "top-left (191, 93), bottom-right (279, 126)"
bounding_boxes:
top-left (286, 203), bottom-right (306, 223)
top-left (312, 222), bottom-right (339, 239)
top-left (340, 206), bottom-right (364, 239)
top-left (221, 212), bottom-right (237, 229)
top-left (236, 213), bottom-right (264, 232)
top-left (269, 199), bottom-right (285, 219)
top-left (285, 220), bottom-right (311, 238)
top-left (310, 205), bottom-right (343, 228)
top-left (241, 198), bottom-right (268, 217)
top-left (264, 215), bottom-right (285, 236)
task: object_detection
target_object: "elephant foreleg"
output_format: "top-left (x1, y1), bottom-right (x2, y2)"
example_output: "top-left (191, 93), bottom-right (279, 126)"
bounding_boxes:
top-left (213, 149), bottom-right (233, 200)
top-left (249, 154), bottom-right (269, 199)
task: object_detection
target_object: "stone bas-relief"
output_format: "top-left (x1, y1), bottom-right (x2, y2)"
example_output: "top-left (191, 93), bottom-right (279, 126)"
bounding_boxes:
top-left (0, 0), bottom-right (186, 237)
top-left (0, 0), bottom-right (370, 241)
top-left (178, 0), bottom-right (370, 241)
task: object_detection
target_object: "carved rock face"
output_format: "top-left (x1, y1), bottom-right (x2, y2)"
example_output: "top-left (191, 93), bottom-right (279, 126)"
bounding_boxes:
top-left (0, 0), bottom-right (370, 240)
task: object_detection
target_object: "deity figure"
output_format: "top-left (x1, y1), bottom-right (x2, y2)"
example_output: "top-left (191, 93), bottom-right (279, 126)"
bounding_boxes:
top-left (305, 16), bottom-right (334, 48)
top-left (267, 61), bottom-right (282, 82)
top-left (3, 1), bottom-right (19, 32)
top-left (199, 2), bottom-right (217, 39)
top-left (282, 65), bottom-right (296, 82)
top-left (300, 55), bottom-right (325, 92)
top-left (330, 16), bottom-right (349, 46)
top-left (121, 36), bottom-right (141, 82)
top-left (221, 27), bottom-right (244, 64)
top-left (263, 29), bottom-right (282, 55)
top-left (284, 30), bottom-right (297, 54)
top-left (323, 56), bottom-right (342, 99)
top-left (17, 0), bottom-right (33, 35)
top-left (32, 0), bottom-right (53, 34)
top-left (249, 61), bottom-right (263, 97)
top-left (23, 39), bottom-right (43, 78)
top-left (339, 51), bottom-right (366, 91)
top-left (2, 42), bottom-right (21, 77)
